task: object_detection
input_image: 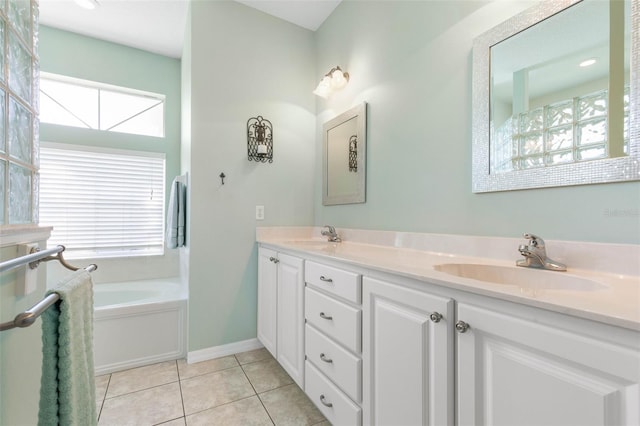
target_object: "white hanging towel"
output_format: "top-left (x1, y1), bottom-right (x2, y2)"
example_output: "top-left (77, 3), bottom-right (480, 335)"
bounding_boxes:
top-left (166, 176), bottom-right (186, 248)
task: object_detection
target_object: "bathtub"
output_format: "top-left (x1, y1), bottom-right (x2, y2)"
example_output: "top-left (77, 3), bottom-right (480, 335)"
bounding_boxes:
top-left (93, 277), bottom-right (187, 375)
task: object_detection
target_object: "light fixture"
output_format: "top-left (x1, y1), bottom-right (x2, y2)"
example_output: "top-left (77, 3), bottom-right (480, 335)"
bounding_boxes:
top-left (313, 66), bottom-right (349, 98)
top-left (74, 0), bottom-right (100, 10)
top-left (579, 58), bottom-right (597, 67)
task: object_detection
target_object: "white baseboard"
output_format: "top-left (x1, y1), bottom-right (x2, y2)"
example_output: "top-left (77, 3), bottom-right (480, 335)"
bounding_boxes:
top-left (187, 338), bottom-right (263, 364)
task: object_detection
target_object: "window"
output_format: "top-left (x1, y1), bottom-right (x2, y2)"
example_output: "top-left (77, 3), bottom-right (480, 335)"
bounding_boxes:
top-left (39, 143), bottom-right (165, 259)
top-left (39, 73), bottom-right (165, 138)
top-left (0, 0), bottom-right (38, 226)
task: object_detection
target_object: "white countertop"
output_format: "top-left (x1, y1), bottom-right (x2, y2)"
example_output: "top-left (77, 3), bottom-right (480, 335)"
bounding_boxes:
top-left (257, 227), bottom-right (640, 331)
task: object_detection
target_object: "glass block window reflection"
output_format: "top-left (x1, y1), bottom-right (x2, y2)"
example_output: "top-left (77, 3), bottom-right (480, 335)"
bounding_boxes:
top-left (492, 87), bottom-right (627, 173)
top-left (0, 0), bottom-right (38, 225)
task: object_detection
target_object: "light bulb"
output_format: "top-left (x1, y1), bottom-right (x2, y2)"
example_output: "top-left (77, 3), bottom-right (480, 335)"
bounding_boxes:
top-left (313, 76), bottom-right (332, 98)
top-left (330, 69), bottom-right (348, 89)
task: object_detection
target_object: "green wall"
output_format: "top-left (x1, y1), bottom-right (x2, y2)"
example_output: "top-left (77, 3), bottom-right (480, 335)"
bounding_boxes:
top-left (39, 26), bottom-right (181, 215)
top-left (184, 1), bottom-right (316, 351)
top-left (314, 0), bottom-right (640, 244)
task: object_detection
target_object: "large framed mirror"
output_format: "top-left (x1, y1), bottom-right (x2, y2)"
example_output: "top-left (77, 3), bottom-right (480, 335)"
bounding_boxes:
top-left (322, 103), bottom-right (367, 205)
top-left (472, 0), bottom-right (638, 192)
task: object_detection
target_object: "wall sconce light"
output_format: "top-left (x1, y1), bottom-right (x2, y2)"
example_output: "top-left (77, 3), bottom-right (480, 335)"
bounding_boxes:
top-left (247, 116), bottom-right (273, 163)
top-left (313, 66), bottom-right (350, 98)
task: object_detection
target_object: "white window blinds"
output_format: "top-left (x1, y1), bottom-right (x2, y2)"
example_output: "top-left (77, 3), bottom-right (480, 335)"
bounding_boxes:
top-left (39, 143), bottom-right (166, 258)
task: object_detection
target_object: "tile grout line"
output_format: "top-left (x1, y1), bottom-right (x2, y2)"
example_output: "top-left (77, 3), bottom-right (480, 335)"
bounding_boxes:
top-left (178, 362), bottom-right (240, 382)
top-left (237, 354), bottom-right (277, 426)
top-left (175, 359), bottom-right (188, 424)
top-left (103, 378), bottom-right (182, 401)
top-left (96, 373), bottom-right (111, 424)
top-left (181, 394), bottom-right (263, 420)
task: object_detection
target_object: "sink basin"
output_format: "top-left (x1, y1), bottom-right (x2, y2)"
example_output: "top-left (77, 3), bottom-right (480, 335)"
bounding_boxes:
top-left (433, 263), bottom-right (608, 291)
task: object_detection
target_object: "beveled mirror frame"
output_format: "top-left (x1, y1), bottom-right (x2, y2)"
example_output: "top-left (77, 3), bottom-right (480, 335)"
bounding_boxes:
top-left (472, 0), bottom-right (639, 193)
top-left (322, 102), bottom-right (367, 205)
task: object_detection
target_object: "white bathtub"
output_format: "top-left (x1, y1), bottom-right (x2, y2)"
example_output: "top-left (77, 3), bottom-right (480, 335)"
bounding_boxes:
top-left (93, 277), bottom-right (187, 375)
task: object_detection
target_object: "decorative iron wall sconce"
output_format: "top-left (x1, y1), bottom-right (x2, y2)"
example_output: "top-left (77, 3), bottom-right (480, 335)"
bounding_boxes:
top-left (349, 135), bottom-right (358, 172)
top-left (247, 116), bottom-right (273, 163)
top-left (313, 66), bottom-right (350, 98)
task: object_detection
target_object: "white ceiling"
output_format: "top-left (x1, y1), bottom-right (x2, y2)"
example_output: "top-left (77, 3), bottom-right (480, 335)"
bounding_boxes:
top-left (38, 0), bottom-right (341, 59)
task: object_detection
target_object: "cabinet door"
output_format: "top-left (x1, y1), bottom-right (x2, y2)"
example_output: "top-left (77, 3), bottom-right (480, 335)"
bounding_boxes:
top-left (457, 303), bottom-right (640, 426)
top-left (277, 253), bottom-right (305, 387)
top-left (257, 247), bottom-right (278, 358)
top-left (363, 277), bottom-right (454, 426)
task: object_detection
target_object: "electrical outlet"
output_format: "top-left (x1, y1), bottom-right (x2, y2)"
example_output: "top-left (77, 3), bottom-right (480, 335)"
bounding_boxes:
top-left (256, 205), bottom-right (265, 220)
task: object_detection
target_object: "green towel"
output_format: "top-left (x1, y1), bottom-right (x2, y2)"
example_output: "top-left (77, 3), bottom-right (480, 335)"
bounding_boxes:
top-left (38, 270), bottom-right (97, 426)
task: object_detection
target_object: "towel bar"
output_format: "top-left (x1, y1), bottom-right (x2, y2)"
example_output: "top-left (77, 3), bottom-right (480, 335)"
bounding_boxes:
top-left (0, 292), bottom-right (61, 332)
top-left (0, 245), bottom-right (95, 273)
top-left (0, 256), bottom-right (97, 332)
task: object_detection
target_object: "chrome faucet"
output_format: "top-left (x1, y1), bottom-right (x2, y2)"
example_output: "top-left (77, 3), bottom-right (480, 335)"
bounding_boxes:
top-left (517, 233), bottom-right (566, 271)
top-left (321, 225), bottom-right (341, 242)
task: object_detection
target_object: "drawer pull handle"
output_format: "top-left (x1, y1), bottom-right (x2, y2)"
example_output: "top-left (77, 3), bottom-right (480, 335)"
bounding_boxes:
top-left (319, 312), bottom-right (333, 320)
top-left (319, 275), bottom-right (333, 283)
top-left (320, 394), bottom-right (333, 408)
top-left (430, 312), bottom-right (443, 323)
top-left (455, 320), bottom-right (470, 333)
top-left (320, 353), bottom-right (333, 363)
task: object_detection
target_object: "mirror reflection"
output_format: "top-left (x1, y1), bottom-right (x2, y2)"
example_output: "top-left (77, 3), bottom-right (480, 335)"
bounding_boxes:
top-left (489, 0), bottom-right (630, 174)
top-left (323, 103), bottom-right (367, 206)
top-left (327, 116), bottom-right (358, 196)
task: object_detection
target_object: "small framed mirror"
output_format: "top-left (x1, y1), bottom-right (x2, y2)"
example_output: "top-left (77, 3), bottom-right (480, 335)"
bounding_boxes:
top-left (322, 103), bottom-right (367, 205)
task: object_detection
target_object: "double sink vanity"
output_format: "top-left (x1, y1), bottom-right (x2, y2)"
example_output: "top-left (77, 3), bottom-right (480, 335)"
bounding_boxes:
top-left (256, 226), bottom-right (640, 426)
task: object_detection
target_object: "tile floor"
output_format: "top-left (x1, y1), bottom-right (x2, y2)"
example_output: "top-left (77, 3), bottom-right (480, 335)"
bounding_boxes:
top-left (95, 348), bottom-right (329, 426)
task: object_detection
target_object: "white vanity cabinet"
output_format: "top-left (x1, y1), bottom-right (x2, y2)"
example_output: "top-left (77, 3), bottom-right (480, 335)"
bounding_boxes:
top-left (456, 302), bottom-right (640, 426)
top-left (257, 247), bottom-right (305, 387)
top-left (257, 239), bottom-right (640, 426)
top-left (362, 277), bottom-right (455, 426)
top-left (304, 260), bottom-right (363, 425)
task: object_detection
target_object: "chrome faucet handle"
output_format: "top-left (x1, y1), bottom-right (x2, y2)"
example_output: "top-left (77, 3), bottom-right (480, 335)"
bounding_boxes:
top-left (523, 233), bottom-right (545, 248)
top-left (518, 233), bottom-right (566, 271)
top-left (321, 225), bottom-right (341, 242)
top-left (321, 225), bottom-right (335, 236)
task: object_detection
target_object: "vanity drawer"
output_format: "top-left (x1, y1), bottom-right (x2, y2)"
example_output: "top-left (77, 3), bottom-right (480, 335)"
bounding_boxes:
top-left (305, 287), bottom-right (361, 354)
top-left (305, 361), bottom-right (362, 426)
top-left (305, 261), bottom-right (361, 304)
top-left (306, 324), bottom-right (362, 403)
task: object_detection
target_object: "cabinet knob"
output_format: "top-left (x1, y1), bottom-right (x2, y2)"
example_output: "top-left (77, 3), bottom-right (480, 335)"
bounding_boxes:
top-left (319, 275), bottom-right (333, 283)
top-left (320, 353), bottom-right (333, 363)
top-left (269, 257), bottom-right (279, 263)
top-left (319, 312), bottom-right (333, 320)
top-left (455, 320), bottom-right (470, 333)
top-left (320, 394), bottom-right (333, 408)
top-left (430, 312), bottom-right (443, 323)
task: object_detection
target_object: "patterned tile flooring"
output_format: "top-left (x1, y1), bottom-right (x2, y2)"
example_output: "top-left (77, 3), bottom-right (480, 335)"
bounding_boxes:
top-left (96, 348), bottom-right (329, 426)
